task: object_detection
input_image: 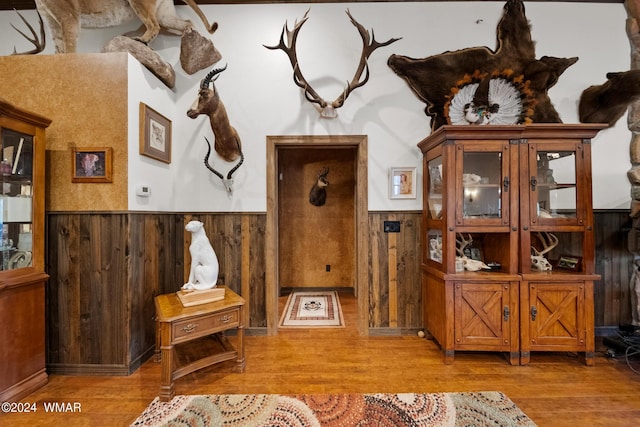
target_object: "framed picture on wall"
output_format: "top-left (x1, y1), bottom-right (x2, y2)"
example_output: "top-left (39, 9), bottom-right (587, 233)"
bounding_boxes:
top-left (71, 147), bottom-right (113, 183)
top-left (389, 167), bottom-right (417, 199)
top-left (139, 103), bottom-right (172, 164)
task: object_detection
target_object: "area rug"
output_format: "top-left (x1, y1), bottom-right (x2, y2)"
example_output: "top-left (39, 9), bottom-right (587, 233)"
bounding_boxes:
top-left (131, 392), bottom-right (537, 426)
top-left (279, 291), bottom-right (344, 328)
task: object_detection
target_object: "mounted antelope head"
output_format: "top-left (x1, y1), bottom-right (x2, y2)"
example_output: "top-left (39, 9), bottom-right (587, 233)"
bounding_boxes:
top-left (264, 9), bottom-right (400, 118)
top-left (309, 167), bottom-right (330, 206)
top-left (187, 64), bottom-right (244, 195)
top-left (531, 232), bottom-right (558, 271)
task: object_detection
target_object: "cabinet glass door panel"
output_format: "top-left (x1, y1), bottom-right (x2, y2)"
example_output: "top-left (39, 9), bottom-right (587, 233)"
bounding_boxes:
top-left (427, 156), bottom-right (443, 220)
top-left (0, 128), bottom-right (33, 271)
top-left (534, 151), bottom-right (576, 220)
top-left (427, 229), bottom-right (443, 264)
top-left (459, 149), bottom-right (508, 226)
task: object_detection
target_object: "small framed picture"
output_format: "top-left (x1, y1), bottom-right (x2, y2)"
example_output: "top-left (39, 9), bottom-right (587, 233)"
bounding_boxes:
top-left (389, 167), bottom-right (417, 199)
top-left (139, 103), bottom-right (172, 164)
top-left (555, 254), bottom-right (582, 271)
top-left (71, 147), bottom-right (113, 183)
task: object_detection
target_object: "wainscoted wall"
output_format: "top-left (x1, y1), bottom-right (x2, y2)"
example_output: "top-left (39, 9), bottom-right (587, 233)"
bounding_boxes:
top-left (44, 210), bottom-right (632, 374)
top-left (368, 212), bottom-right (422, 333)
top-left (594, 211), bottom-right (635, 330)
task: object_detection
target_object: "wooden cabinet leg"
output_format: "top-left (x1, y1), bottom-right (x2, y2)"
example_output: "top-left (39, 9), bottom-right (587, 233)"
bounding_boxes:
top-left (159, 323), bottom-right (174, 402)
top-left (443, 349), bottom-right (454, 365)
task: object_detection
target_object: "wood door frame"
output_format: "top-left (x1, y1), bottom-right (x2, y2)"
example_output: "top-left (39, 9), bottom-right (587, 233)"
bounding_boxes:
top-left (266, 135), bottom-right (368, 336)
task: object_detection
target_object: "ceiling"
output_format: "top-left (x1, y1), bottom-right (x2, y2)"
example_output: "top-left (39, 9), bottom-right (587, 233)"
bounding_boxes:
top-left (0, 0), bottom-right (625, 11)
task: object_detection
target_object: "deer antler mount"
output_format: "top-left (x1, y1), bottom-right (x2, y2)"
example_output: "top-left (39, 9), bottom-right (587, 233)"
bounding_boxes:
top-left (264, 9), bottom-right (401, 118)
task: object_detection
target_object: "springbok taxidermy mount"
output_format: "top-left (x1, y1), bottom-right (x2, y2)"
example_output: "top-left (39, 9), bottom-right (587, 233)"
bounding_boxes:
top-left (187, 64), bottom-right (244, 196)
top-left (264, 9), bottom-right (401, 118)
top-left (309, 167), bottom-right (330, 206)
top-left (531, 232), bottom-right (558, 271)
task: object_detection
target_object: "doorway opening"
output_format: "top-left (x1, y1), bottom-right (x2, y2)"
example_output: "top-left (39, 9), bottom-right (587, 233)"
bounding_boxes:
top-left (266, 135), bottom-right (368, 335)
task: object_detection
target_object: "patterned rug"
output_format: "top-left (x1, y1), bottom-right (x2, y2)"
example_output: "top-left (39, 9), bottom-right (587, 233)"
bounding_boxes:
top-left (131, 392), bottom-right (537, 426)
top-left (279, 291), bottom-right (344, 328)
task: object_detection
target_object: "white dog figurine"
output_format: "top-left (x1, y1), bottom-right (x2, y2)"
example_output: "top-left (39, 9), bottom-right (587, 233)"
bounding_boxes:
top-left (182, 220), bottom-right (219, 291)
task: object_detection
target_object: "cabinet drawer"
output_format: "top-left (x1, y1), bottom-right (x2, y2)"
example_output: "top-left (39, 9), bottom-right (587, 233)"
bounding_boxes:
top-left (172, 309), bottom-right (239, 341)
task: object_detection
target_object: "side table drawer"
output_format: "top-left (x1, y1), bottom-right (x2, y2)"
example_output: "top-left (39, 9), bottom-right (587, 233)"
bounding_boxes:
top-left (172, 309), bottom-right (240, 341)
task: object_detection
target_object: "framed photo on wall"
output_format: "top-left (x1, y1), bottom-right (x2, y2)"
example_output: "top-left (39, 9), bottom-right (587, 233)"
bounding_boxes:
top-left (71, 147), bottom-right (113, 183)
top-left (139, 103), bottom-right (171, 164)
top-left (389, 167), bottom-right (417, 199)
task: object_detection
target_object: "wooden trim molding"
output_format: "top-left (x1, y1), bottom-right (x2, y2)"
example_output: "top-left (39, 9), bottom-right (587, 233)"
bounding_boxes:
top-left (2, 1), bottom-right (625, 11)
top-left (266, 135), bottom-right (369, 336)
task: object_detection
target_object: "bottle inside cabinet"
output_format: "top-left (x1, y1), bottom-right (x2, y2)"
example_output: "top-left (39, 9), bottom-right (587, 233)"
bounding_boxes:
top-left (0, 128), bottom-right (34, 271)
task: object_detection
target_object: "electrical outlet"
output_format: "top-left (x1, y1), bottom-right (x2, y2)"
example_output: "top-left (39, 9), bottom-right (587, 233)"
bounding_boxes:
top-left (383, 221), bottom-right (401, 233)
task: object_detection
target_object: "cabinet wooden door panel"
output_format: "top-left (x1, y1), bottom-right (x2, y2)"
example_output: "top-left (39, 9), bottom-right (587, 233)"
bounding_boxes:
top-left (454, 282), bottom-right (512, 348)
top-left (526, 282), bottom-right (585, 347)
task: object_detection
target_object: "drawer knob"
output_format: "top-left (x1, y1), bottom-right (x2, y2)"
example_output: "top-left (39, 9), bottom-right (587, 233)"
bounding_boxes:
top-left (220, 315), bottom-right (232, 323)
top-left (182, 323), bottom-right (199, 333)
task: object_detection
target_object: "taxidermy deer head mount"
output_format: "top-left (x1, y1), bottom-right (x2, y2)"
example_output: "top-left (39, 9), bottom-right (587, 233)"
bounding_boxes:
top-left (309, 167), bottom-right (330, 206)
top-left (187, 64), bottom-right (244, 196)
top-left (264, 9), bottom-right (400, 118)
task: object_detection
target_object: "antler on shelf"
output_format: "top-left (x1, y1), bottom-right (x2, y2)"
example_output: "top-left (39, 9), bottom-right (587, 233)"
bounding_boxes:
top-left (455, 233), bottom-right (474, 258)
top-left (11, 10), bottom-right (46, 55)
top-left (264, 9), bottom-right (400, 117)
top-left (531, 232), bottom-right (559, 257)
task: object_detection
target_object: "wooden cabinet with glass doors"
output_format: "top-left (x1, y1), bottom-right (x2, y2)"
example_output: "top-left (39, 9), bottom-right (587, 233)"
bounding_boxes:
top-left (419, 124), bottom-right (604, 365)
top-left (0, 98), bottom-right (51, 401)
top-left (518, 125), bottom-right (604, 365)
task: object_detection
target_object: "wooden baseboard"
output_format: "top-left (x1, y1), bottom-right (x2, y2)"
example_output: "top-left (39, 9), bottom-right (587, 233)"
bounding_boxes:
top-left (0, 369), bottom-right (47, 402)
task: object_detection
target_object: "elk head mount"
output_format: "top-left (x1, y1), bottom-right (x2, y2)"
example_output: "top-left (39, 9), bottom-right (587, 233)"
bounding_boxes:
top-left (264, 9), bottom-right (401, 118)
top-left (187, 64), bottom-right (244, 196)
top-left (309, 167), bottom-right (330, 206)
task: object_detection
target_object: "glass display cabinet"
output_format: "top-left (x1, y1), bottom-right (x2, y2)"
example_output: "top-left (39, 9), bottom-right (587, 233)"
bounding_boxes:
top-left (0, 98), bottom-right (51, 401)
top-left (418, 124), bottom-right (605, 366)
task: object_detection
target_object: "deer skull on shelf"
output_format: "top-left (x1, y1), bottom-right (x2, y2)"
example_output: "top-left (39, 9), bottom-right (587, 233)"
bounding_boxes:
top-left (531, 232), bottom-right (558, 271)
top-left (264, 9), bottom-right (400, 118)
top-left (455, 233), bottom-right (490, 272)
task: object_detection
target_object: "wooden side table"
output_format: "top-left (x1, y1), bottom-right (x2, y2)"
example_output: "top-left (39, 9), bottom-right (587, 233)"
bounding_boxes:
top-left (154, 287), bottom-right (245, 401)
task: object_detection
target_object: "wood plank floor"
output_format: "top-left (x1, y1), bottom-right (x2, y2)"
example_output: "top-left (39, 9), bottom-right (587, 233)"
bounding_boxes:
top-left (3, 291), bottom-right (640, 426)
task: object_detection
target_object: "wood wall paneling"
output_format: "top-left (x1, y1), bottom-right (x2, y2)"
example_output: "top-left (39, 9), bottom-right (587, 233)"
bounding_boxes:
top-left (594, 211), bottom-right (634, 328)
top-left (44, 210), bottom-right (633, 373)
top-left (368, 211), bottom-right (422, 331)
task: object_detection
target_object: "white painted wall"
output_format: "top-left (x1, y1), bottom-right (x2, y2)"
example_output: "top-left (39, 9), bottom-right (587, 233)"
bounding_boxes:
top-left (0, 2), bottom-right (631, 211)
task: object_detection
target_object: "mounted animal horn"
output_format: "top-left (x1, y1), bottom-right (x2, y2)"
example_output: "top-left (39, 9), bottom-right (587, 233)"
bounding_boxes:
top-left (187, 63), bottom-right (244, 196)
top-left (264, 9), bottom-right (400, 118)
top-left (201, 64), bottom-right (228, 89)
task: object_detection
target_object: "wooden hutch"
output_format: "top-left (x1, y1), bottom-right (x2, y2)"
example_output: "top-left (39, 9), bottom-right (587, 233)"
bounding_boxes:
top-left (0, 98), bottom-right (51, 401)
top-left (418, 124), bottom-right (605, 365)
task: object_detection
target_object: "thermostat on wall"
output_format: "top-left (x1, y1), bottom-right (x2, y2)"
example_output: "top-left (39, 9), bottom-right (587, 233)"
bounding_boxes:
top-left (136, 185), bottom-right (151, 197)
